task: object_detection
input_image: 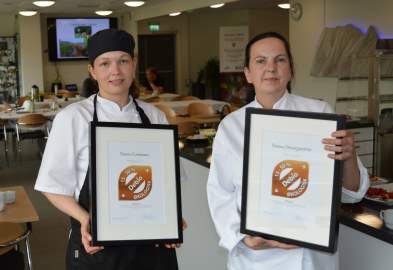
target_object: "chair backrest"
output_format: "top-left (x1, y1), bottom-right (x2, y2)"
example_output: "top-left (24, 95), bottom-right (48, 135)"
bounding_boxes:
top-left (177, 121), bottom-right (199, 138)
top-left (155, 104), bottom-right (177, 119)
top-left (57, 89), bottom-right (77, 98)
top-left (187, 102), bottom-right (215, 117)
top-left (143, 96), bottom-right (161, 103)
top-left (0, 222), bottom-right (25, 255)
top-left (0, 104), bottom-right (11, 112)
top-left (17, 113), bottom-right (48, 127)
top-left (171, 95), bottom-right (200, 101)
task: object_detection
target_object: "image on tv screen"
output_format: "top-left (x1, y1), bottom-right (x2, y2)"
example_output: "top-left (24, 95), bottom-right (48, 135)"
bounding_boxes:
top-left (56, 18), bottom-right (110, 59)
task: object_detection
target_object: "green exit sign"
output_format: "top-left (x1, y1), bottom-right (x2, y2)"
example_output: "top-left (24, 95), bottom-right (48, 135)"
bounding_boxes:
top-left (148, 23), bottom-right (160, 32)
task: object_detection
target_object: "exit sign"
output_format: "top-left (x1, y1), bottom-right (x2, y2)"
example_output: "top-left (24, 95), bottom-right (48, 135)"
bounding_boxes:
top-left (148, 23), bottom-right (160, 32)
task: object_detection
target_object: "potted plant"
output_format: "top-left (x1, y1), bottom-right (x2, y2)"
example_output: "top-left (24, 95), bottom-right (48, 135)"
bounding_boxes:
top-left (191, 69), bottom-right (205, 99)
top-left (203, 58), bottom-right (219, 99)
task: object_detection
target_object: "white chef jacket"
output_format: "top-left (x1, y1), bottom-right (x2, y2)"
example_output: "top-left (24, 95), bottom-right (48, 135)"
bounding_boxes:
top-left (207, 91), bottom-right (369, 270)
top-left (35, 95), bottom-right (170, 200)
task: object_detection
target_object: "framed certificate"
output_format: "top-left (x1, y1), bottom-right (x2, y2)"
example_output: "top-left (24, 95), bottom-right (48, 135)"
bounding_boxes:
top-left (90, 122), bottom-right (182, 246)
top-left (240, 108), bottom-right (345, 253)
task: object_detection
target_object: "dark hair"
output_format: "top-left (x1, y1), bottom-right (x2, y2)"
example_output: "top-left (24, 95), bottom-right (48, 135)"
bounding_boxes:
top-left (244, 32), bottom-right (294, 92)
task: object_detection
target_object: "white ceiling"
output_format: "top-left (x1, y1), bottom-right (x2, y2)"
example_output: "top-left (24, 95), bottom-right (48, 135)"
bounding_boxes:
top-left (0, 0), bottom-right (281, 15)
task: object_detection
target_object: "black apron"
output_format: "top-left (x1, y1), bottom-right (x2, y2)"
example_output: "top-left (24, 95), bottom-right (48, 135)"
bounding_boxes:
top-left (66, 95), bottom-right (178, 270)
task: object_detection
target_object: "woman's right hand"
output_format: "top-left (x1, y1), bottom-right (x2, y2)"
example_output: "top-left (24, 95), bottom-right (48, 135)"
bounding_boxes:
top-left (242, 235), bottom-right (298, 250)
top-left (80, 214), bottom-right (104, 254)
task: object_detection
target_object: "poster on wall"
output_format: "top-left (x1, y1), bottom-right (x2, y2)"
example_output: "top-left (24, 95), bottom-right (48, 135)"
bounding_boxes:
top-left (219, 26), bottom-right (249, 73)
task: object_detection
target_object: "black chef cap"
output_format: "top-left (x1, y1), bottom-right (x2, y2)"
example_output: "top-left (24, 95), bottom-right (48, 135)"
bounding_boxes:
top-left (87, 29), bottom-right (135, 63)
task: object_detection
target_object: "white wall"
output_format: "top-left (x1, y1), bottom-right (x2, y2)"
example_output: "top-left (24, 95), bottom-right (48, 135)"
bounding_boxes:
top-left (0, 14), bottom-right (16, 36)
top-left (290, 0), bottom-right (393, 108)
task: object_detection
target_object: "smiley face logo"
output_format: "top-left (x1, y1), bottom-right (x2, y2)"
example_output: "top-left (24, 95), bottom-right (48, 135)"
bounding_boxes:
top-left (118, 165), bottom-right (152, 200)
top-left (272, 160), bottom-right (309, 198)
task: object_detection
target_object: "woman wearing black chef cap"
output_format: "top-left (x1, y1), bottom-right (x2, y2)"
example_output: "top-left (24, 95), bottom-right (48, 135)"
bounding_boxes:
top-left (35, 29), bottom-right (182, 270)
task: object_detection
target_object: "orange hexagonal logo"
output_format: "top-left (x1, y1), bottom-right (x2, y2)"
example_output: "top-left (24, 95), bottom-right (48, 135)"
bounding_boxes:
top-left (272, 160), bottom-right (309, 198)
top-left (118, 165), bottom-right (152, 200)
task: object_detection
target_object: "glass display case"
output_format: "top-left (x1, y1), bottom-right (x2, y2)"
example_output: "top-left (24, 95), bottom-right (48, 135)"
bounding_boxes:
top-left (0, 36), bottom-right (19, 103)
top-left (336, 49), bottom-right (393, 179)
top-left (336, 50), bottom-right (393, 178)
top-left (369, 51), bottom-right (393, 179)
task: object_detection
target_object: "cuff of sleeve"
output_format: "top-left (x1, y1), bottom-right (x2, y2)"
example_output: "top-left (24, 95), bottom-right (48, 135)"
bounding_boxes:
top-left (34, 184), bottom-right (74, 197)
top-left (224, 234), bottom-right (246, 257)
top-left (341, 159), bottom-right (370, 203)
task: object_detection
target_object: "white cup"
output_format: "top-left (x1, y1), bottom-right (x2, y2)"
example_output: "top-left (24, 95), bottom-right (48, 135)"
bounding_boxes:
top-left (380, 209), bottom-right (393, 229)
top-left (4, 190), bottom-right (16, 204)
top-left (0, 192), bottom-right (4, 212)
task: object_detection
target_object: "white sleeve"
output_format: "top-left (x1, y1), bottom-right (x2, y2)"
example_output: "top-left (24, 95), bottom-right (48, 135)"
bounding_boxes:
top-left (34, 110), bottom-right (83, 196)
top-left (207, 130), bottom-right (244, 254)
top-left (322, 102), bottom-right (370, 203)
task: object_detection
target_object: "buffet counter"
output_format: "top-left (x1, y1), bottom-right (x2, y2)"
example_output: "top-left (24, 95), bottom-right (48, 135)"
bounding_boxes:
top-left (178, 137), bottom-right (393, 270)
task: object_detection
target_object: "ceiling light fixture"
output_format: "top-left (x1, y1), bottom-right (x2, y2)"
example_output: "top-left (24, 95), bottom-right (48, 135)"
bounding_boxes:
top-left (278, 3), bottom-right (290, 9)
top-left (19, 10), bottom-right (38, 16)
top-left (210, 3), bottom-right (225, 8)
top-left (169, 12), bottom-right (181, 16)
top-left (124, 1), bottom-right (145, 7)
top-left (33, 1), bottom-right (55, 7)
top-left (95, 10), bottom-right (113, 16)
top-left (278, 1), bottom-right (303, 20)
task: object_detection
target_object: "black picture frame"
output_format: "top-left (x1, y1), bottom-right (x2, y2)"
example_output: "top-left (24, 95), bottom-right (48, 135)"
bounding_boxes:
top-left (240, 108), bottom-right (345, 253)
top-left (90, 122), bottom-right (182, 246)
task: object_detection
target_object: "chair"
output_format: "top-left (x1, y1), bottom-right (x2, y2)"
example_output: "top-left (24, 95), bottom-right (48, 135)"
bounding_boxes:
top-left (155, 104), bottom-right (177, 120)
top-left (57, 89), bottom-right (77, 98)
top-left (177, 121), bottom-right (199, 138)
top-left (143, 96), bottom-right (161, 103)
top-left (0, 119), bottom-right (8, 153)
top-left (15, 113), bottom-right (49, 156)
top-left (0, 103), bottom-right (11, 112)
top-left (0, 222), bottom-right (33, 270)
top-left (171, 95), bottom-right (200, 101)
top-left (187, 102), bottom-right (216, 117)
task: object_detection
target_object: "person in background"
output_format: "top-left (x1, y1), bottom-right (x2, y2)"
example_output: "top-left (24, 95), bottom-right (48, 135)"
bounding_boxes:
top-left (207, 32), bottom-right (369, 270)
top-left (80, 75), bottom-right (98, 98)
top-left (141, 67), bottom-right (165, 95)
top-left (35, 29), bottom-right (182, 270)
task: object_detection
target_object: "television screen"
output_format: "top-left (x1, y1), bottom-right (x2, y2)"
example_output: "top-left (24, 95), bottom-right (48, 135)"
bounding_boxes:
top-left (47, 17), bottom-right (118, 61)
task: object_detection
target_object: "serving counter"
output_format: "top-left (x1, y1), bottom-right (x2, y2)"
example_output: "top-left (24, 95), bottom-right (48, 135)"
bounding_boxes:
top-left (178, 140), bottom-right (393, 270)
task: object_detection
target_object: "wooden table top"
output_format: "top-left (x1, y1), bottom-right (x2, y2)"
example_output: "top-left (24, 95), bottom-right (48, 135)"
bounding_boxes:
top-left (0, 186), bottom-right (39, 223)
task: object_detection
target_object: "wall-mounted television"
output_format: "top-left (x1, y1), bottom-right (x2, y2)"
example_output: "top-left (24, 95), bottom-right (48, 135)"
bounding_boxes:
top-left (47, 17), bottom-right (118, 61)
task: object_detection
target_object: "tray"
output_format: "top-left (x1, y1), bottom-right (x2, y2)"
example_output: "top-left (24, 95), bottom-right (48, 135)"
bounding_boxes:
top-left (365, 182), bottom-right (393, 206)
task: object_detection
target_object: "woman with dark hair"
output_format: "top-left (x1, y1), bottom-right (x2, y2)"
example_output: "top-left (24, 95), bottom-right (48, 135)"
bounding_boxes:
top-left (207, 32), bottom-right (369, 269)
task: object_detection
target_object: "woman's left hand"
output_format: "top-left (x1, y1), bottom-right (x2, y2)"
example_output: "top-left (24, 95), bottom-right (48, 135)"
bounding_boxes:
top-left (322, 130), bottom-right (356, 161)
top-left (160, 218), bottom-right (188, 249)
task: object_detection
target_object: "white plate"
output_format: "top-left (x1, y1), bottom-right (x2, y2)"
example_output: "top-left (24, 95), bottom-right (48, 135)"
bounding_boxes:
top-left (370, 177), bottom-right (390, 186)
top-left (365, 182), bottom-right (393, 205)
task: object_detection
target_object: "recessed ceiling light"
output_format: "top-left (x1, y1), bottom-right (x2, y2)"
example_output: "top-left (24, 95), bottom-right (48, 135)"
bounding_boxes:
top-left (210, 3), bottom-right (225, 8)
top-left (169, 12), bottom-right (181, 16)
top-left (33, 1), bottom-right (55, 7)
top-left (95, 10), bottom-right (113, 16)
top-left (278, 3), bottom-right (290, 9)
top-left (19, 11), bottom-right (38, 16)
top-left (124, 1), bottom-right (145, 7)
